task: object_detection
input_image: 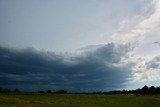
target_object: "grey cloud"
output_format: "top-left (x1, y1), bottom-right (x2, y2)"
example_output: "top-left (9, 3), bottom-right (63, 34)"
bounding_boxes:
top-left (147, 56), bottom-right (160, 69)
top-left (154, 42), bottom-right (160, 47)
top-left (0, 43), bottom-right (133, 92)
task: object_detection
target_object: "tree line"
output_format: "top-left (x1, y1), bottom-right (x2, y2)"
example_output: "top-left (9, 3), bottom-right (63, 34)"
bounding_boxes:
top-left (0, 85), bottom-right (160, 95)
top-left (95, 85), bottom-right (160, 95)
top-left (0, 88), bottom-right (67, 94)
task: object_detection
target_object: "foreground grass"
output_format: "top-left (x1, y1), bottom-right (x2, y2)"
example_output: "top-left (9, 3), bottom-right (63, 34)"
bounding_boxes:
top-left (0, 93), bottom-right (160, 107)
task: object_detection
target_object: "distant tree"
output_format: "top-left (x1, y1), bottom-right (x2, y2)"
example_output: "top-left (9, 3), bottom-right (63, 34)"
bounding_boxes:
top-left (13, 88), bottom-right (21, 93)
top-left (55, 89), bottom-right (67, 94)
top-left (3, 88), bottom-right (8, 93)
top-left (122, 89), bottom-right (127, 95)
top-left (38, 91), bottom-right (45, 93)
top-left (0, 87), bottom-right (2, 93)
top-left (135, 88), bottom-right (141, 95)
top-left (142, 85), bottom-right (149, 95)
top-left (6, 89), bottom-right (11, 93)
top-left (156, 87), bottom-right (160, 94)
top-left (149, 86), bottom-right (156, 95)
top-left (46, 90), bottom-right (52, 93)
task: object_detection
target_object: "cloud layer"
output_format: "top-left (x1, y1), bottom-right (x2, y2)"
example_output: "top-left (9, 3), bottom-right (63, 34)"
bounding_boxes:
top-left (0, 43), bottom-right (133, 92)
top-left (0, 0), bottom-right (160, 91)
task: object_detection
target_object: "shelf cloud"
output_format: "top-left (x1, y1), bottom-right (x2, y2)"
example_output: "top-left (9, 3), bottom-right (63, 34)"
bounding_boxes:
top-left (0, 43), bottom-right (134, 92)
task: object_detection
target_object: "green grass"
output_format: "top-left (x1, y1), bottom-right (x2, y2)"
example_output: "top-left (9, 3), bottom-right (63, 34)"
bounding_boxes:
top-left (0, 93), bottom-right (160, 107)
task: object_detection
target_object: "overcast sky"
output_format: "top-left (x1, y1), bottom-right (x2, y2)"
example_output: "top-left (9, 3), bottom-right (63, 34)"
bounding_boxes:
top-left (0, 0), bottom-right (160, 92)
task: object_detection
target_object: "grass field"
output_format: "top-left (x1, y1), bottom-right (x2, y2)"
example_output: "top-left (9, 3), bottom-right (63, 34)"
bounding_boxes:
top-left (0, 93), bottom-right (160, 107)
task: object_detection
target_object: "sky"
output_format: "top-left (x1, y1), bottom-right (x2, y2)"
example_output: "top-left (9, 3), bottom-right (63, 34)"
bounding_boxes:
top-left (0, 0), bottom-right (160, 92)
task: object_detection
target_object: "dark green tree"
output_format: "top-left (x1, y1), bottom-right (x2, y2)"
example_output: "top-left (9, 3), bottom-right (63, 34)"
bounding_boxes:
top-left (55, 89), bottom-right (67, 94)
top-left (142, 85), bottom-right (149, 95)
top-left (46, 90), bottom-right (52, 93)
top-left (0, 87), bottom-right (2, 93)
top-left (13, 88), bottom-right (21, 93)
top-left (149, 86), bottom-right (156, 95)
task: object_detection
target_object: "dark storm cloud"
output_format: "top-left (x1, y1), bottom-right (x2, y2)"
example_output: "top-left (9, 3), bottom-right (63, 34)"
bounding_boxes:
top-left (0, 43), bottom-right (133, 92)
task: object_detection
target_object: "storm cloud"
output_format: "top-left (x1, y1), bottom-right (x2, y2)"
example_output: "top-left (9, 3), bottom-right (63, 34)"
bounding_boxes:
top-left (0, 43), bottom-right (133, 92)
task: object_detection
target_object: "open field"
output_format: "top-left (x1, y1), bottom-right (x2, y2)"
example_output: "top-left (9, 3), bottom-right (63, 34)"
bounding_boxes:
top-left (0, 93), bottom-right (160, 107)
